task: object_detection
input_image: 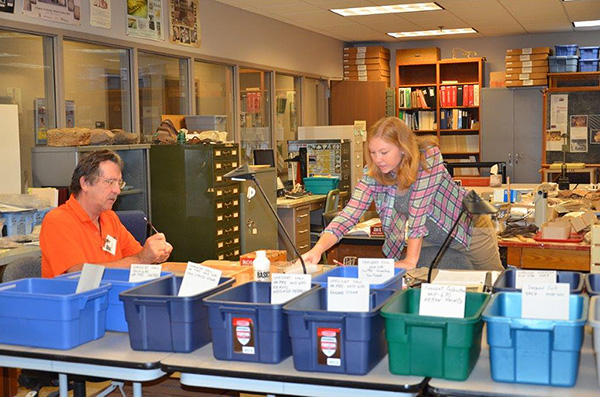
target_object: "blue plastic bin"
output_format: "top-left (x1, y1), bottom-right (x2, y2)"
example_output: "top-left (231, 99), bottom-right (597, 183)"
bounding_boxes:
top-left (555, 44), bottom-right (578, 56)
top-left (587, 296), bottom-right (600, 387)
top-left (119, 275), bottom-right (234, 352)
top-left (33, 207), bottom-right (52, 226)
top-left (0, 278), bottom-right (109, 349)
top-left (579, 59), bottom-right (599, 72)
top-left (548, 55), bottom-right (579, 73)
top-left (57, 268), bottom-right (172, 332)
top-left (0, 210), bottom-right (34, 236)
top-left (585, 274), bottom-right (600, 296)
top-left (303, 177), bottom-right (339, 194)
top-left (312, 266), bottom-right (405, 290)
top-left (492, 268), bottom-right (583, 294)
top-left (283, 287), bottom-right (396, 374)
top-left (482, 292), bottom-right (588, 386)
top-left (579, 46), bottom-right (600, 60)
top-left (204, 281), bottom-right (315, 363)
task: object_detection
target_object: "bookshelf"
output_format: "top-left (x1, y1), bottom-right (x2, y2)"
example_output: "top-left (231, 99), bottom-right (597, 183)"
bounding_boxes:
top-left (396, 56), bottom-right (484, 176)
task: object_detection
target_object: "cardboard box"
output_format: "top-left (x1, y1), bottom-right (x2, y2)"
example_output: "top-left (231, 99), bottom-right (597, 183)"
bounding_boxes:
top-left (505, 60), bottom-right (549, 68)
top-left (541, 220), bottom-right (572, 240)
top-left (490, 71), bottom-right (506, 88)
top-left (344, 47), bottom-right (390, 60)
top-left (343, 76), bottom-right (390, 83)
top-left (344, 63), bottom-right (390, 71)
top-left (563, 210), bottom-right (596, 232)
top-left (344, 70), bottom-right (390, 78)
top-left (505, 66), bottom-right (549, 74)
top-left (344, 46), bottom-right (389, 54)
top-left (505, 79), bottom-right (548, 87)
top-left (505, 54), bottom-right (549, 62)
top-left (239, 250), bottom-right (287, 267)
top-left (396, 47), bottom-right (440, 65)
top-left (505, 72), bottom-right (548, 81)
top-left (506, 47), bottom-right (552, 56)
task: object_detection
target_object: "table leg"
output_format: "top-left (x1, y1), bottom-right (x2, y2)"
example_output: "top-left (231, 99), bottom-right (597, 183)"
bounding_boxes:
top-left (59, 374), bottom-right (68, 397)
top-left (133, 381), bottom-right (142, 397)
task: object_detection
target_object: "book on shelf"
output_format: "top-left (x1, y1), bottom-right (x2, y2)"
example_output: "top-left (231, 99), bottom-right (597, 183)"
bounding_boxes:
top-left (346, 217), bottom-right (384, 237)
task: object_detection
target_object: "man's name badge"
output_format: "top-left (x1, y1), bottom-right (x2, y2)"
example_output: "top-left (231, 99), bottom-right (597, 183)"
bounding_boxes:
top-left (103, 234), bottom-right (117, 255)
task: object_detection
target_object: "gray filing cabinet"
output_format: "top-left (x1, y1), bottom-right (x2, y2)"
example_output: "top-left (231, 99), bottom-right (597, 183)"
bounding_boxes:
top-left (31, 144), bottom-right (150, 216)
top-left (239, 166), bottom-right (278, 254)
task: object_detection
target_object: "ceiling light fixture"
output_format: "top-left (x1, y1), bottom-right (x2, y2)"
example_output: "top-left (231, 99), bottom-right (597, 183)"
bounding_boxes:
top-left (573, 19), bottom-right (600, 28)
top-left (331, 2), bottom-right (442, 17)
top-left (388, 27), bottom-right (477, 38)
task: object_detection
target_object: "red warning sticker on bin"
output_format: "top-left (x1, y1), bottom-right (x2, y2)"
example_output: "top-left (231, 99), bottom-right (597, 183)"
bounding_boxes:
top-left (317, 328), bottom-right (341, 366)
top-left (233, 318), bottom-right (255, 354)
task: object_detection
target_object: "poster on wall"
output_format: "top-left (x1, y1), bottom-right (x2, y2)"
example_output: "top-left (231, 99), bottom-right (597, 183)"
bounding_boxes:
top-left (169, 0), bottom-right (200, 47)
top-left (34, 98), bottom-right (47, 145)
top-left (127, 0), bottom-right (163, 41)
top-left (65, 100), bottom-right (75, 128)
top-left (570, 115), bottom-right (588, 153)
top-left (0, 0), bottom-right (15, 13)
top-left (90, 0), bottom-right (111, 29)
top-left (23, 0), bottom-right (81, 25)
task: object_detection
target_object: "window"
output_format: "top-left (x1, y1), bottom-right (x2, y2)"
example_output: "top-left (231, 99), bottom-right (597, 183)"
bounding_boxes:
top-left (0, 29), bottom-right (55, 187)
top-left (275, 74), bottom-right (300, 179)
top-left (239, 68), bottom-right (271, 165)
top-left (63, 39), bottom-right (131, 131)
top-left (138, 52), bottom-right (189, 137)
top-left (193, 60), bottom-right (234, 138)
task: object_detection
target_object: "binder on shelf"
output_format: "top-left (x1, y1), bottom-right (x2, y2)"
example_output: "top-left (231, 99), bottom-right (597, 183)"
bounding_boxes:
top-left (473, 85), bottom-right (480, 106)
top-left (457, 86), bottom-right (464, 106)
top-left (462, 86), bottom-right (469, 107)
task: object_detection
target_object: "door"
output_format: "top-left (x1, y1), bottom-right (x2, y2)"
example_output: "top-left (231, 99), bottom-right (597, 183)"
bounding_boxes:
top-left (481, 88), bottom-right (542, 183)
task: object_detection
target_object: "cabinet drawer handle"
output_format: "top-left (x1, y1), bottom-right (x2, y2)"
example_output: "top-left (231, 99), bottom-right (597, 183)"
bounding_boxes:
top-left (298, 230), bottom-right (308, 234)
top-left (298, 214), bottom-right (308, 219)
top-left (298, 244), bottom-right (309, 250)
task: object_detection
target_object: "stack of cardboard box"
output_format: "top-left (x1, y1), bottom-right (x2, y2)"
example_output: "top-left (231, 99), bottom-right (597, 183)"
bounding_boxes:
top-left (343, 46), bottom-right (390, 85)
top-left (505, 47), bottom-right (552, 87)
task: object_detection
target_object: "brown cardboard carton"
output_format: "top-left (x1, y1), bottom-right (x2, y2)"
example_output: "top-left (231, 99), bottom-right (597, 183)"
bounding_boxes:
top-left (505, 79), bottom-right (548, 87)
top-left (506, 47), bottom-right (552, 55)
top-left (396, 47), bottom-right (440, 65)
top-left (541, 220), bottom-right (572, 240)
top-left (490, 71), bottom-right (506, 88)
top-left (505, 65), bottom-right (549, 73)
top-left (505, 54), bottom-right (549, 62)
top-left (344, 70), bottom-right (390, 78)
top-left (505, 60), bottom-right (548, 68)
top-left (239, 250), bottom-right (287, 267)
top-left (505, 72), bottom-right (548, 81)
top-left (563, 210), bottom-right (596, 232)
top-left (344, 63), bottom-right (390, 71)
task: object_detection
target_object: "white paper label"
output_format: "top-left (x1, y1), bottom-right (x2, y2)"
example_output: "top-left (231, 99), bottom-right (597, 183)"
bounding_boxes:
top-left (523, 48), bottom-right (532, 55)
top-left (128, 264), bottom-right (162, 282)
top-left (76, 263), bottom-right (105, 293)
top-left (523, 80), bottom-right (534, 86)
top-left (327, 277), bottom-right (369, 312)
top-left (521, 283), bottom-right (569, 320)
top-left (515, 270), bottom-right (556, 289)
top-left (519, 54), bottom-right (531, 61)
top-left (522, 67), bottom-right (533, 73)
top-left (270, 273), bottom-right (312, 304)
top-left (419, 283), bottom-right (466, 318)
top-left (522, 61), bottom-right (533, 67)
top-left (178, 261), bottom-right (222, 297)
top-left (358, 258), bottom-right (395, 285)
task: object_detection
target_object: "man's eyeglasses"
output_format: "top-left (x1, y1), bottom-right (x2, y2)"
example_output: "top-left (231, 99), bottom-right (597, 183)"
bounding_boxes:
top-left (98, 177), bottom-right (126, 190)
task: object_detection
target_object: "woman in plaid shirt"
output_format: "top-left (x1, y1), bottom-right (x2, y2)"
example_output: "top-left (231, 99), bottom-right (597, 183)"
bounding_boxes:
top-left (303, 117), bottom-right (502, 271)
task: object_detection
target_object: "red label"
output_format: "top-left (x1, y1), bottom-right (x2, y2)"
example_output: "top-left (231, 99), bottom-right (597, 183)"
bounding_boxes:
top-left (233, 317), bottom-right (255, 354)
top-left (317, 327), bottom-right (341, 366)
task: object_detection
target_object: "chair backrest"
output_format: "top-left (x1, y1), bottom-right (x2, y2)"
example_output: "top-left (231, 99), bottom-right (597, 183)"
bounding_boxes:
top-left (322, 209), bottom-right (341, 230)
top-left (324, 189), bottom-right (340, 213)
top-left (2, 256), bottom-right (41, 282)
top-left (115, 210), bottom-right (148, 245)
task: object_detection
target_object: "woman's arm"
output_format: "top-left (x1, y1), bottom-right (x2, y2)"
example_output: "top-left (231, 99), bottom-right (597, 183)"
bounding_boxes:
top-left (395, 237), bottom-right (423, 269)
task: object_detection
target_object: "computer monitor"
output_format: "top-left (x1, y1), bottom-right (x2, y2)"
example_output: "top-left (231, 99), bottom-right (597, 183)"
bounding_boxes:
top-left (253, 149), bottom-right (275, 167)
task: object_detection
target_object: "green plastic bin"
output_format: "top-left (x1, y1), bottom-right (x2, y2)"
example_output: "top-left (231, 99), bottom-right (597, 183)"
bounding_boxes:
top-left (381, 288), bottom-right (490, 380)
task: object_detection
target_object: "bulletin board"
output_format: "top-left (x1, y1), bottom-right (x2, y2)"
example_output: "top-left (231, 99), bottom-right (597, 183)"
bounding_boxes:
top-left (545, 91), bottom-right (600, 164)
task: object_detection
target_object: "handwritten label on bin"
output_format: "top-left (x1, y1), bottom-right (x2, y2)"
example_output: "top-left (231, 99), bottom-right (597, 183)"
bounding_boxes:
top-left (521, 283), bottom-right (569, 320)
top-left (515, 270), bottom-right (557, 289)
top-left (358, 258), bottom-right (395, 285)
top-left (178, 261), bottom-right (222, 297)
top-left (128, 264), bottom-right (162, 283)
top-left (270, 273), bottom-right (311, 304)
top-left (419, 283), bottom-right (466, 318)
top-left (327, 277), bottom-right (369, 312)
top-left (76, 263), bottom-right (105, 293)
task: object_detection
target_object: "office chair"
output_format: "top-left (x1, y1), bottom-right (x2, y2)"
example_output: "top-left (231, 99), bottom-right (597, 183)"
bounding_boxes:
top-left (115, 210), bottom-right (149, 245)
top-left (320, 209), bottom-right (341, 265)
top-left (1, 256), bottom-right (41, 282)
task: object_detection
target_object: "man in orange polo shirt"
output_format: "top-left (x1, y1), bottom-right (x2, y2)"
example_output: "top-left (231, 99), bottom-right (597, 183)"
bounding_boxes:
top-left (40, 149), bottom-right (172, 278)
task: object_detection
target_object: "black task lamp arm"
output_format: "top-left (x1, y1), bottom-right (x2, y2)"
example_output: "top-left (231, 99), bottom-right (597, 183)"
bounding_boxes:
top-left (426, 208), bottom-right (465, 284)
top-left (250, 175), bottom-right (307, 275)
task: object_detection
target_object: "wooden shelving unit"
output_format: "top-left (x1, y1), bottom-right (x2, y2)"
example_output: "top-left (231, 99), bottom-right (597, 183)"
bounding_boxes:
top-left (396, 55), bottom-right (484, 176)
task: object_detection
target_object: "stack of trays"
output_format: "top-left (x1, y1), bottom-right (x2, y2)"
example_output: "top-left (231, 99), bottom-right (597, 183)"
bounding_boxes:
top-left (505, 47), bottom-right (551, 87)
top-left (343, 46), bottom-right (390, 85)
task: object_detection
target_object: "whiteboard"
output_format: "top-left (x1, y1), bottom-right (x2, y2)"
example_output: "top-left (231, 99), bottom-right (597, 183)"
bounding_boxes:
top-left (0, 104), bottom-right (21, 193)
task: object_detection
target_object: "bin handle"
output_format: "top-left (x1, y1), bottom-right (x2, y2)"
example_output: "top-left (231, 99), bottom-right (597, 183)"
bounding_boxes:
top-left (132, 298), bottom-right (168, 307)
top-left (218, 305), bottom-right (257, 322)
top-left (303, 313), bottom-right (346, 323)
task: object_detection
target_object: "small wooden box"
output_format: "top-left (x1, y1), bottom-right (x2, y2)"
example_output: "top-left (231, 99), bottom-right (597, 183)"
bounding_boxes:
top-left (397, 47), bottom-right (440, 65)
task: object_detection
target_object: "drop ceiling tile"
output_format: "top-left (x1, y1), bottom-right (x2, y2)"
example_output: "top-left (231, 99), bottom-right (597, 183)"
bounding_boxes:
top-left (302, 0), bottom-right (373, 8)
top-left (564, 2), bottom-right (600, 21)
top-left (255, 3), bottom-right (322, 16)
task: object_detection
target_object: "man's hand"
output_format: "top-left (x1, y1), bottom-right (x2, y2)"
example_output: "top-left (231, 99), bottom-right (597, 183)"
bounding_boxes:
top-left (138, 233), bottom-right (173, 264)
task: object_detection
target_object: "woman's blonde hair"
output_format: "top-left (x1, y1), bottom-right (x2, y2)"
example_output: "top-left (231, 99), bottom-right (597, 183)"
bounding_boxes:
top-left (366, 117), bottom-right (439, 189)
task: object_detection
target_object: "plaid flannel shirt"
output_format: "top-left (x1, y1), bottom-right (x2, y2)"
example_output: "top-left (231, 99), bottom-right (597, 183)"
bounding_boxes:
top-left (325, 145), bottom-right (472, 260)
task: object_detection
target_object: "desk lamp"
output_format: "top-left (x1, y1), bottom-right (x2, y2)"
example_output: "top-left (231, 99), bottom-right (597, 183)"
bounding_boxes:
top-left (557, 133), bottom-right (570, 190)
top-left (224, 164), bottom-right (307, 274)
top-left (426, 190), bottom-right (498, 283)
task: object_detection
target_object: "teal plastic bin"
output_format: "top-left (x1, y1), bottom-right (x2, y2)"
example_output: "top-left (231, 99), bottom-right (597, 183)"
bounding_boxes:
top-left (381, 288), bottom-right (489, 380)
top-left (482, 292), bottom-right (587, 386)
top-left (303, 177), bottom-right (339, 194)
